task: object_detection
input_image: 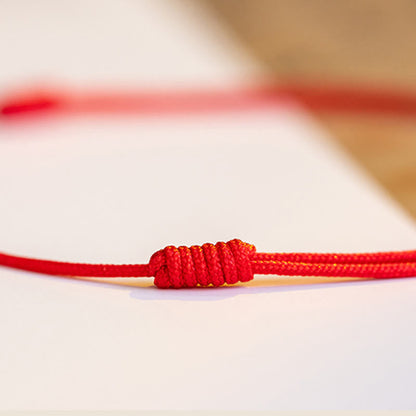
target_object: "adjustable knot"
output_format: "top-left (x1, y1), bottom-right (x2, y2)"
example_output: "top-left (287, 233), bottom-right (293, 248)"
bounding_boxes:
top-left (148, 239), bottom-right (256, 288)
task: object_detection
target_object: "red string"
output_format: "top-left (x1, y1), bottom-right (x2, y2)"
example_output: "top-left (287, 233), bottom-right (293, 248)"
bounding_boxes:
top-left (1, 240), bottom-right (415, 288)
top-left (1, 83), bottom-right (415, 288)
top-left (2, 84), bottom-right (416, 117)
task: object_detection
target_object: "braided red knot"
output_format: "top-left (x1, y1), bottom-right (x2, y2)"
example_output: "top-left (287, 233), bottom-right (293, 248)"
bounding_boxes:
top-left (148, 239), bottom-right (256, 288)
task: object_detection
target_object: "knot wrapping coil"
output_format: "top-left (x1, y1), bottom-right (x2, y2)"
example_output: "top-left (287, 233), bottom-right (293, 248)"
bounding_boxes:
top-left (148, 239), bottom-right (256, 288)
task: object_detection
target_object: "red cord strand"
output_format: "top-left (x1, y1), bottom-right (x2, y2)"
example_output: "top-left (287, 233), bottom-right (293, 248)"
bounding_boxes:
top-left (0, 252), bottom-right (150, 278)
top-left (253, 249), bottom-right (416, 264)
top-left (2, 84), bottom-right (416, 118)
top-left (251, 258), bottom-right (416, 279)
top-left (1, 240), bottom-right (416, 288)
top-left (1, 84), bottom-right (416, 288)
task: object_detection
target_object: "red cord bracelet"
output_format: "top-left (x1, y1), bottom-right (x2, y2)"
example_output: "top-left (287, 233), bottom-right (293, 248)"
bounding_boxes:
top-left (1, 84), bottom-right (416, 288)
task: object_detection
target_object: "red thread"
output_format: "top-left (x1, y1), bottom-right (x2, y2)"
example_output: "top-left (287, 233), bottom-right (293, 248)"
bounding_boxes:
top-left (1, 83), bottom-right (416, 288)
top-left (1, 240), bottom-right (416, 288)
top-left (0, 251), bottom-right (151, 278)
top-left (2, 84), bottom-right (416, 118)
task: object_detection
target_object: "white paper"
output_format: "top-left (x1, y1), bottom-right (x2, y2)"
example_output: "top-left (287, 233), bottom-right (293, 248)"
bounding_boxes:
top-left (0, 0), bottom-right (415, 411)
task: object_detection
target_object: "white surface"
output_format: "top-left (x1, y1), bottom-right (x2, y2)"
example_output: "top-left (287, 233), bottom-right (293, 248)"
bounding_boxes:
top-left (0, 0), bottom-right (261, 89)
top-left (0, 0), bottom-right (415, 411)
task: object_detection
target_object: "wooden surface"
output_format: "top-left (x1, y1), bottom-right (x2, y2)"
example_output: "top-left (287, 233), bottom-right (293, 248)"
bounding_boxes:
top-left (205, 0), bottom-right (416, 218)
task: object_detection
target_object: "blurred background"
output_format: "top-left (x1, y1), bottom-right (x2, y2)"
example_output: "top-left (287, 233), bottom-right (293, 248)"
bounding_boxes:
top-left (204, 0), bottom-right (416, 218)
top-left (1, 0), bottom-right (415, 219)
